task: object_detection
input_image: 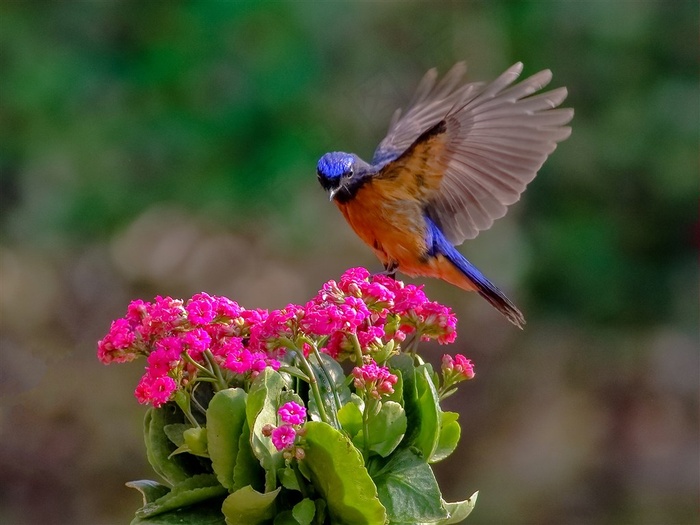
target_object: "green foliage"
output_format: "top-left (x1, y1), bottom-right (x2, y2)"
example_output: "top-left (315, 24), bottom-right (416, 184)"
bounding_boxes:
top-left (135, 474), bottom-right (227, 519)
top-left (144, 405), bottom-right (209, 486)
top-left (301, 421), bottom-right (387, 525)
top-left (222, 486), bottom-right (281, 525)
top-left (246, 369), bottom-right (287, 489)
top-left (353, 400), bottom-right (406, 458)
top-left (430, 411), bottom-right (460, 464)
top-left (369, 448), bottom-right (447, 524)
top-left (207, 388), bottom-right (248, 490)
top-left (128, 353), bottom-right (473, 523)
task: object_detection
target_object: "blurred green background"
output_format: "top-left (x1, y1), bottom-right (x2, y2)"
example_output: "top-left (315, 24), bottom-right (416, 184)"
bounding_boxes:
top-left (1, 1), bottom-right (697, 524)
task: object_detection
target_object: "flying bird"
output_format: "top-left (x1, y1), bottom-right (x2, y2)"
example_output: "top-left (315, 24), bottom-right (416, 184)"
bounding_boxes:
top-left (316, 62), bottom-right (573, 327)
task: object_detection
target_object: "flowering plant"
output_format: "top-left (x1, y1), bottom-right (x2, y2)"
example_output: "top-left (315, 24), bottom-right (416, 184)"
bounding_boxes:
top-left (99, 268), bottom-right (478, 524)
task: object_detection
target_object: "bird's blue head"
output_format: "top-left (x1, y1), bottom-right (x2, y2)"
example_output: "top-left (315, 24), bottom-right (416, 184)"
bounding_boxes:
top-left (317, 151), bottom-right (371, 202)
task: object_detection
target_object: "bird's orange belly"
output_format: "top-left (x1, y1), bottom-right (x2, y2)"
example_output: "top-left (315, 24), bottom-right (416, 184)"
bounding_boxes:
top-left (335, 187), bottom-right (425, 268)
top-left (335, 186), bottom-right (477, 292)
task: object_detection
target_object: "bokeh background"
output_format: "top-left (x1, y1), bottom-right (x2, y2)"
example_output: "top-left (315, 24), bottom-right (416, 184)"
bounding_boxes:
top-left (1, 2), bottom-right (697, 524)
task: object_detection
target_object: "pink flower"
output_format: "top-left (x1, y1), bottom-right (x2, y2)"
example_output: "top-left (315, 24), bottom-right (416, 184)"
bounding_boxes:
top-left (266, 357), bottom-right (281, 371)
top-left (402, 300), bottom-right (457, 344)
top-left (97, 318), bottom-right (138, 364)
top-left (137, 296), bottom-right (185, 340)
top-left (249, 304), bottom-right (302, 351)
top-left (352, 361), bottom-right (398, 399)
top-left (134, 374), bottom-right (178, 408)
top-left (126, 299), bottom-right (150, 323)
top-left (215, 336), bottom-right (244, 359)
top-left (278, 402), bottom-right (306, 425)
top-left (249, 351), bottom-right (270, 374)
top-left (235, 308), bottom-right (269, 338)
top-left (213, 296), bottom-right (242, 319)
top-left (271, 424), bottom-right (297, 451)
top-left (453, 354), bottom-right (475, 379)
top-left (356, 325), bottom-right (386, 349)
top-left (300, 303), bottom-right (344, 335)
top-left (186, 293), bottom-right (217, 325)
top-left (442, 354), bottom-right (475, 381)
top-left (393, 283), bottom-right (428, 313)
top-left (321, 331), bottom-right (347, 359)
top-left (341, 296), bottom-right (371, 326)
top-left (223, 346), bottom-right (253, 374)
top-left (147, 338), bottom-right (182, 376)
top-left (362, 281), bottom-right (395, 305)
top-left (338, 267), bottom-right (371, 293)
top-left (151, 296), bottom-right (185, 325)
top-left (183, 328), bottom-right (211, 360)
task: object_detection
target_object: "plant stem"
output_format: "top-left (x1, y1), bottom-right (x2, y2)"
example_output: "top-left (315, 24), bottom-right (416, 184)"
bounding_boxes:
top-left (295, 349), bottom-right (332, 426)
top-left (362, 396), bottom-right (377, 460)
top-left (183, 352), bottom-right (214, 377)
top-left (203, 350), bottom-right (228, 391)
top-left (310, 344), bottom-right (342, 413)
top-left (350, 332), bottom-right (364, 364)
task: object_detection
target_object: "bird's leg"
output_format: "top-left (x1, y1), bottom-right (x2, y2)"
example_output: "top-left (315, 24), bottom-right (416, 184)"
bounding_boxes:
top-left (380, 260), bottom-right (398, 279)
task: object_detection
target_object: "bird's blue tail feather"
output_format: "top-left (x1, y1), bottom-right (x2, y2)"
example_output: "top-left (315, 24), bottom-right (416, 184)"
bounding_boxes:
top-left (426, 217), bottom-right (525, 328)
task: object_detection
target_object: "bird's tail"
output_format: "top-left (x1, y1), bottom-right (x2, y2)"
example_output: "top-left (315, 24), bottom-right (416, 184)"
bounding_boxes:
top-left (444, 247), bottom-right (525, 328)
top-left (426, 219), bottom-right (525, 328)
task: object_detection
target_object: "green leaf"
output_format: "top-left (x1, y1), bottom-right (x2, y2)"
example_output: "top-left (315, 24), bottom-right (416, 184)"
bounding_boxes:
top-left (433, 492), bottom-right (478, 524)
top-left (130, 499), bottom-right (226, 525)
top-left (413, 366), bottom-right (441, 459)
top-left (183, 426), bottom-right (209, 457)
top-left (233, 419), bottom-right (265, 492)
top-left (337, 395), bottom-right (363, 438)
top-left (207, 388), bottom-right (248, 490)
top-left (144, 406), bottom-right (205, 486)
top-left (429, 411), bottom-right (460, 463)
top-left (279, 364), bottom-right (310, 382)
top-left (162, 424), bottom-right (190, 447)
top-left (307, 352), bottom-right (351, 425)
top-left (383, 368), bottom-right (404, 406)
top-left (246, 369), bottom-right (287, 485)
top-left (292, 498), bottom-right (316, 525)
top-left (136, 473), bottom-right (227, 518)
top-left (314, 499), bottom-right (327, 524)
top-left (370, 448), bottom-right (447, 524)
top-left (221, 485), bottom-right (281, 525)
top-left (302, 421), bottom-right (387, 525)
top-left (390, 356), bottom-right (440, 460)
top-left (273, 511), bottom-right (299, 525)
top-left (279, 466), bottom-right (301, 491)
top-left (125, 480), bottom-right (171, 505)
top-left (354, 401), bottom-right (407, 458)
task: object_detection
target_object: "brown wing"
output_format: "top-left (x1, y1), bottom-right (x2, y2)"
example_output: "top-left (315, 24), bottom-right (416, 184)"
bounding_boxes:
top-left (376, 62), bottom-right (573, 244)
top-left (372, 62), bottom-right (481, 166)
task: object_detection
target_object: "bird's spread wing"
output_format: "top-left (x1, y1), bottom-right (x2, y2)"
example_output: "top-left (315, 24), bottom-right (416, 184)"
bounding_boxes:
top-left (372, 62), bottom-right (481, 166)
top-left (375, 62), bottom-right (573, 244)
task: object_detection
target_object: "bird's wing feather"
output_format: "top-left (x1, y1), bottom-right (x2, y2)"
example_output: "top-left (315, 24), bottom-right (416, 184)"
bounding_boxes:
top-left (375, 62), bottom-right (573, 245)
top-left (372, 62), bottom-right (482, 166)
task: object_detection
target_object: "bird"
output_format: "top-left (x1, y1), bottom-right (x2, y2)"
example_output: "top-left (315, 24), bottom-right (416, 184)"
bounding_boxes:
top-left (316, 62), bottom-right (573, 328)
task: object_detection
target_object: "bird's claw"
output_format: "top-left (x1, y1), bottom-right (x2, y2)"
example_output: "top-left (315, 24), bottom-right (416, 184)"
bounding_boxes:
top-left (378, 261), bottom-right (398, 279)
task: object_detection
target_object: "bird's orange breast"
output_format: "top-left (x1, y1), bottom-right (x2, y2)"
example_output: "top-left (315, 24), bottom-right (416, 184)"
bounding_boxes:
top-left (335, 176), bottom-right (428, 269)
top-left (334, 167), bottom-right (478, 292)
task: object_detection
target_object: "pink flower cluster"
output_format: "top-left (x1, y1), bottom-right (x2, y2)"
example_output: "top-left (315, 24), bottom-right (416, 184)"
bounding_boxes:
top-left (98, 293), bottom-right (280, 407)
top-left (311, 267), bottom-right (458, 358)
top-left (269, 401), bottom-right (307, 452)
top-left (352, 361), bottom-right (398, 399)
top-left (441, 354), bottom-right (476, 383)
top-left (97, 268), bottom-right (459, 407)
